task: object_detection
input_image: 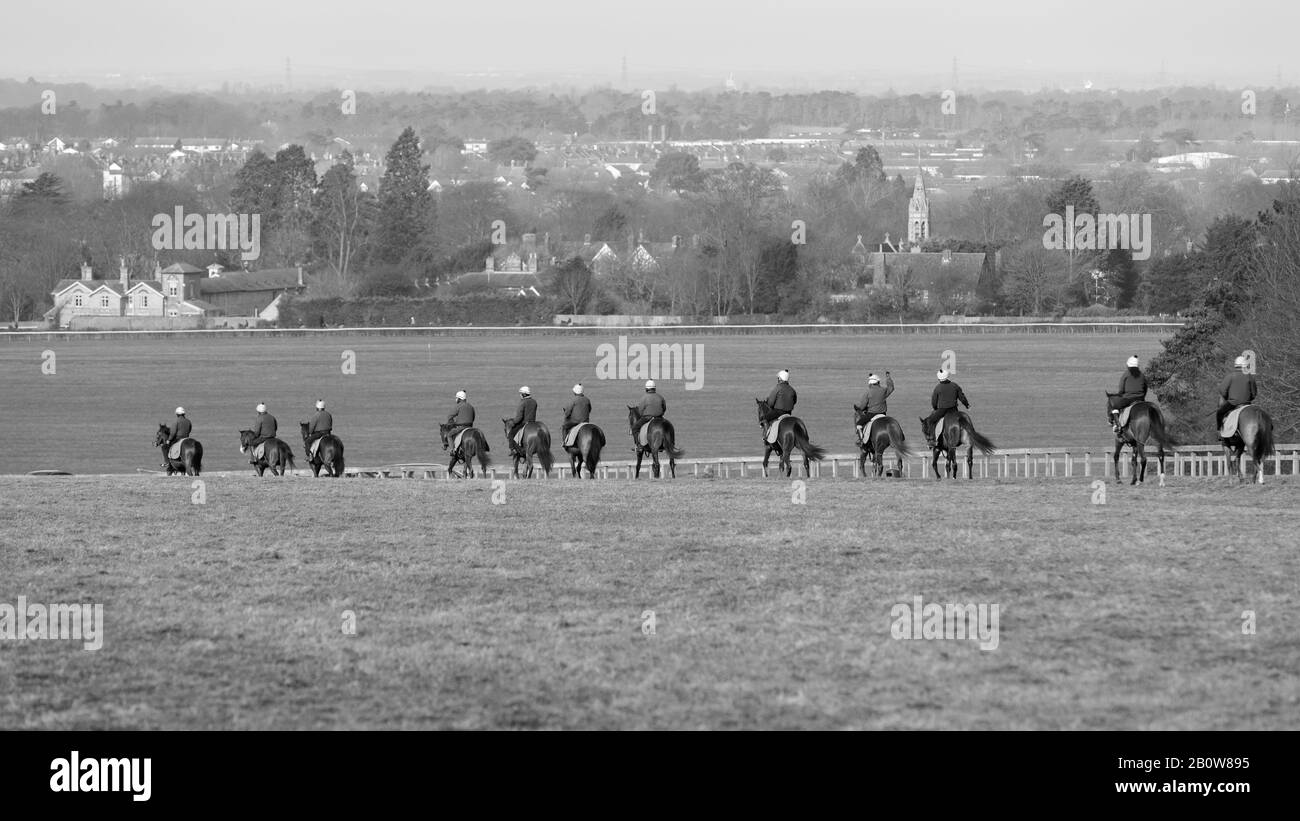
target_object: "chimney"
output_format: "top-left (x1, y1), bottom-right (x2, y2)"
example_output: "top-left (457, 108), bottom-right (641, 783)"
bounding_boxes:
top-left (485, 255), bottom-right (494, 272)
top-left (638, 228), bottom-right (644, 244)
top-left (660, 124), bottom-right (666, 146)
top-left (296, 265), bottom-right (303, 287)
top-left (648, 124), bottom-right (653, 148)
top-left (528, 252), bottom-right (538, 272)
top-left (80, 262), bottom-right (93, 281)
top-left (671, 235), bottom-right (680, 249)
top-left (583, 233), bottom-right (591, 246)
top-left (120, 260), bottom-right (129, 290)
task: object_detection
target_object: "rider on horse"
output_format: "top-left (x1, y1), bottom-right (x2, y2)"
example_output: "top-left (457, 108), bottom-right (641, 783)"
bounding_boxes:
top-left (305, 399), bottom-right (333, 452)
top-left (446, 390), bottom-right (478, 444)
top-left (1111, 355), bottom-right (1148, 434)
top-left (561, 383), bottom-right (591, 442)
top-left (632, 380), bottom-right (666, 451)
top-left (1216, 355), bottom-right (1257, 433)
top-left (168, 407), bottom-right (192, 445)
top-left (763, 370), bottom-right (797, 424)
top-left (854, 372), bottom-right (893, 444)
top-left (508, 386), bottom-right (537, 456)
top-left (249, 402), bottom-right (278, 464)
top-left (922, 370), bottom-right (969, 446)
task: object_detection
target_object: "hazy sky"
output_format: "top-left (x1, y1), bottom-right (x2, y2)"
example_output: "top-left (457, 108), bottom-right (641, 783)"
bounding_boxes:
top-left (5, 0), bottom-right (1296, 90)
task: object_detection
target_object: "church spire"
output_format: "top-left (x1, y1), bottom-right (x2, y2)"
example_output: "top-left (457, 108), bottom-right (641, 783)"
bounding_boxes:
top-left (907, 157), bottom-right (930, 249)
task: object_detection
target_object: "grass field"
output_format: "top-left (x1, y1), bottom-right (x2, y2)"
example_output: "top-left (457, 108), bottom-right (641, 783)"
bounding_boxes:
top-left (0, 331), bottom-right (1175, 475)
top-left (1, 474), bottom-right (1296, 730)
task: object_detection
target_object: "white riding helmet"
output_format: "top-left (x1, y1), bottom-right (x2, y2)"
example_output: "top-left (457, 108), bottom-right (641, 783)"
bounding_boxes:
top-left (573, 384), bottom-right (583, 395)
top-left (256, 403), bottom-right (267, 413)
top-left (315, 399), bottom-right (325, 410)
top-left (1126, 355), bottom-right (1139, 368)
top-left (519, 386), bottom-right (530, 395)
top-left (175, 407), bottom-right (186, 415)
top-left (777, 369), bottom-right (790, 382)
top-left (936, 369), bottom-right (949, 381)
top-left (645, 380), bottom-right (656, 390)
top-left (455, 390), bottom-right (467, 400)
top-left (867, 374), bottom-right (880, 385)
top-left (1233, 355), bottom-right (1247, 368)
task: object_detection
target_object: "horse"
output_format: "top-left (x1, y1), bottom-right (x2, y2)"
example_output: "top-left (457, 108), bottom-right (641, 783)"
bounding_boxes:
top-left (627, 407), bottom-right (684, 479)
top-left (153, 424), bottom-right (202, 476)
top-left (854, 409), bottom-right (913, 478)
top-left (920, 410), bottom-right (996, 479)
top-left (439, 423), bottom-right (491, 478)
top-left (501, 418), bottom-right (553, 478)
top-left (1105, 393), bottom-right (1175, 485)
top-left (298, 421), bottom-right (345, 478)
top-left (755, 399), bottom-right (826, 478)
top-left (1220, 404), bottom-right (1275, 484)
top-left (562, 422), bottom-right (606, 479)
top-left (238, 429), bottom-right (296, 477)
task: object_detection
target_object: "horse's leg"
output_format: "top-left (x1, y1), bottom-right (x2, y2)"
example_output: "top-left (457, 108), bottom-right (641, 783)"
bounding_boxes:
top-left (634, 449), bottom-right (643, 479)
top-left (966, 445), bottom-right (974, 480)
top-left (1113, 443), bottom-right (1123, 485)
top-left (668, 454), bottom-right (676, 479)
top-left (931, 447), bottom-right (940, 480)
top-left (762, 446), bottom-right (771, 478)
top-left (651, 448), bottom-right (661, 479)
top-left (1131, 443), bottom-right (1142, 485)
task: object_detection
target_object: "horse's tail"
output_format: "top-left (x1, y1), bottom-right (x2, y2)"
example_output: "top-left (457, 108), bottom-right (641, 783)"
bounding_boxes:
top-left (661, 421), bottom-right (685, 459)
top-left (959, 416), bottom-right (996, 455)
top-left (191, 441), bottom-right (203, 474)
top-left (1146, 407), bottom-right (1177, 451)
top-left (792, 422), bottom-right (826, 461)
top-left (476, 437), bottom-right (491, 472)
top-left (283, 442), bottom-right (296, 471)
top-left (536, 428), bottom-right (553, 475)
top-left (1253, 409), bottom-right (1275, 462)
top-left (586, 427), bottom-right (605, 473)
top-left (334, 440), bottom-right (345, 476)
top-left (885, 418), bottom-right (913, 458)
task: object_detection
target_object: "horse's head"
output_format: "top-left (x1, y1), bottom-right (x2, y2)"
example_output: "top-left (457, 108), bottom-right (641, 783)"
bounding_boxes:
top-left (627, 405), bottom-right (639, 430)
top-left (755, 398), bottom-right (769, 425)
top-left (438, 423), bottom-right (451, 450)
top-left (1104, 391), bottom-right (1122, 418)
top-left (238, 429), bottom-right (254, 452)
top-left (154, 424), bottom-right (169, 447)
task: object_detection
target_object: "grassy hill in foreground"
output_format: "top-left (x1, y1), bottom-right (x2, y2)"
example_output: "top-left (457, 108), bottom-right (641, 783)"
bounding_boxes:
top-left (2, 475), bottom-right (1296, 729)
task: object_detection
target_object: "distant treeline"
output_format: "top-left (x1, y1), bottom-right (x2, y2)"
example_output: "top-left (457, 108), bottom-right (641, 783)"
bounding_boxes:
top-left (3, 81), bottom-right (1300, 148)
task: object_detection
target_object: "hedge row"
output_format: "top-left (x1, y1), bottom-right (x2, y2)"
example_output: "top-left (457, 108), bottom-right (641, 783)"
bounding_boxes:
top-left (278, 294), bottom-right (563, 327)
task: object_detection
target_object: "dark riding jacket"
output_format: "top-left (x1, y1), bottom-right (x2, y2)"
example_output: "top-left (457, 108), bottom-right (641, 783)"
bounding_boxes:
top-left (170, 416), bottom-right (192, 442)
top-left (855, 375), bottom-right (894, 417)
top-left (447, 401), bottom-right (475, 428)
top-left (1219, 372), bottom-right (1256, 406)
top-left (562, 395), bottom-right (591, 425)
top-left (637, 392), bottom-right (666, 418)
top-left (931, 381), bottom-right (969, 411)
top-left (511, 396), bottom-right (537, 426)
top-left (252, 412), bottom-right (277, 446)
top-left (309, 410), bottom-right (333, 435)
top-left (766, 383), bottom-right (797, 414)
top-left (1117, 369), bottom-right (1148, 400)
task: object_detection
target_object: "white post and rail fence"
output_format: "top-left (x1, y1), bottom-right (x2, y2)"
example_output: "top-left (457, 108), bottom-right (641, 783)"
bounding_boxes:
top-left (340, 443), bottom-right (1300, 481)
